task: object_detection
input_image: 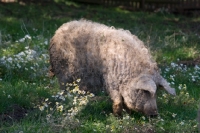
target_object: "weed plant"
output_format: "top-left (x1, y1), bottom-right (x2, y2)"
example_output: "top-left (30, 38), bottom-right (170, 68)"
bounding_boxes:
top-left (0, 1), bottom-right (199, 132)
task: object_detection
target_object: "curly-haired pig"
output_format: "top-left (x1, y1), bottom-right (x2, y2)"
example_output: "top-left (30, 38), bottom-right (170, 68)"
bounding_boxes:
top-left (49, 20), bottom-right (176, 116)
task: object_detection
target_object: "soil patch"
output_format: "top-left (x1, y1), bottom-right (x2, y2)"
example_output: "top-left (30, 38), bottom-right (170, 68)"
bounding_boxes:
top-left (0, 104), bottom-right (27, 123)
top-left (178, 56), bottom-right (200, 66)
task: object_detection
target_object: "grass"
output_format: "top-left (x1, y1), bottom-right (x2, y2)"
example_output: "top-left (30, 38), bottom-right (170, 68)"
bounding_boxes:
top-left (0, 1), bottom-right (200, 132)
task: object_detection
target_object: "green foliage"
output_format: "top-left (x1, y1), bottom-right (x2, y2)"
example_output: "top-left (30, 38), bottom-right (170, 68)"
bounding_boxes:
top-left (0, 1), bottom-right (199, 132)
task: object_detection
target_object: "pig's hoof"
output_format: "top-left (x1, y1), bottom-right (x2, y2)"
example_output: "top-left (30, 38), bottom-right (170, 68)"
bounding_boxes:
top-left (113, 103), bottom-right (122, 117)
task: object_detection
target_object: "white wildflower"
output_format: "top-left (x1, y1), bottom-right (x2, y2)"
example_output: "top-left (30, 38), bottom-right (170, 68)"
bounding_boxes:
top-left (44, 39), bottom-right (48, 45)
top-left (59, 95), bottom-right (66, 101)
top-left (180, 121), bottom-right (184, 125)
top-left (46, 114), bottom-right (51, 121)
top-left (171, 62), bottom-right (177, 68)
top-left (17, 63), bottom-right (21, 68)
top-left (178, 84), bottom-right (182, 90)
top-left (76, 79), bottom-right (81, 82)
top-left (89, 93), bottom-right (95, 97)
top-left (194, 65), bottom-right (200, 70)
top-left (123, 115), bottom-right (130, 120)
top-left (42, 54), bottom-right (49, 59)
top-left (25, 49), bottom-right (36, 56)
top-left (171, 82), bottom-right (175, 85)
top-left (74, 107), bottom-right (78, 112)
top-left (39, 106), bottom-right (45, 111)
top-left (170, 75), bottom-right (175, 81)
top-left (1, 56), bottom-right (5, 60)
top-left (57, 105), bottom-right (63, 112)
top-left (7, 57), bottom-right (13, 63)
top-left (81, 90), bottom-right (86, 95)
top-left (193, 125), bottom-right (197, 128)
top-left (172, 113), bottom-right (177, 118)
top-left (73, 97), bottom-right (77, 105)
top-left (17, 35), bottom-right (31, 42)
top-left (191, 76), bottom-right (196, 82)
top-left (43, 102), bottom-right (48, 107)
top-left (162, 93), bottom-right (167, 98)
top-left (160, 127), bottom-right (165, 131)
top-left (58, 90), bottom-right (64, 95)
top-left (79, 99), bottom-right (87, 106)
top-left (26, 53), bottom-right (33, 61)
top-left (18, 38), bottom-right (25, 43)
top-left (142, 116), bottom-right (146, 120)
top-left (165, 67), bottom-right (169, 72)
top-left (33, 28), bottom-right (38, 31)
top-left (45, 98), bottom-right (49, 102)
top-left (17, 51), bottom-right (25, 57)
top-left (34, 63), bottom-right (39, 67)
top-left (25, 34), bottom-right (31, 40)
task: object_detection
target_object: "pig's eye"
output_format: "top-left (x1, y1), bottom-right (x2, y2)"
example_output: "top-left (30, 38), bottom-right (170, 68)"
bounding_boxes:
top-left (143, 90), bottom-right (150, 94)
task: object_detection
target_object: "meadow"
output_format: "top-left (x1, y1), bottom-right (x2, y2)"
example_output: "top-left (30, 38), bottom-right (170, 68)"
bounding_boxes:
top-left (0, 1), bottom-right (199, 132)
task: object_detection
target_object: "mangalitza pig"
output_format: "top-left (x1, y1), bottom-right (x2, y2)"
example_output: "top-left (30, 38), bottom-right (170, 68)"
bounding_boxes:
top-left (49, 20), bottom-right (176, 116)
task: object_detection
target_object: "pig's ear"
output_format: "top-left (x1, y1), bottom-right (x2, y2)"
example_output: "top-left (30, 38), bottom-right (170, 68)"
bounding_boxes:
top-left (159, 77), bottom-right (176, 96)
top-left (136, 77), bottom-right (157, 97)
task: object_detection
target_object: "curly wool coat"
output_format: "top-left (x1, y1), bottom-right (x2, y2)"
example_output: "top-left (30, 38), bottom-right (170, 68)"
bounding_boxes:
top-left (49, 20), bottom-right (176, 116)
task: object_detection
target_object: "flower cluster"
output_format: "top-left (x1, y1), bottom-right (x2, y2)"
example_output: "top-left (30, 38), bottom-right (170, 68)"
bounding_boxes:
top-left (100, 114), bottom-right (155, 133)
top-left (174, 84), bottom-right (196, 107)
top-left (37, 79), bottom-right (95, 129)
top-left (0, 34), bottom-right (49, 79)
top-left (151, 114), bottom-right (198, 132)
top-left (156, 61), bottom-right (199, 132)
top-left (163, 62), bottom-right (200, 84)
top-left (15, 35), bottom-right (32, 43)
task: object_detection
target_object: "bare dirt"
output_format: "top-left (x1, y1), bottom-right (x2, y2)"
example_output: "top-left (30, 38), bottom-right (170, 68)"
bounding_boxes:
top-left (0, 104), bottom-right (27, 123)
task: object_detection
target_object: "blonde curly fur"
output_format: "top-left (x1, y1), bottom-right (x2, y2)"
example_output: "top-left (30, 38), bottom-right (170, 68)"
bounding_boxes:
top-left (49, 20), bottom-right (175, 116)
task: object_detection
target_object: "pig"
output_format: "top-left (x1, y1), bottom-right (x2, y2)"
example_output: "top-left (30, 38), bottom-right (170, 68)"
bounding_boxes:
top-left (49, 20), bottom-right (176, 116)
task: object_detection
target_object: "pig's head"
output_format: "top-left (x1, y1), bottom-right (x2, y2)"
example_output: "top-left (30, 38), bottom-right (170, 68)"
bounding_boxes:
top-left (122, 74), bottom-right (176, 116)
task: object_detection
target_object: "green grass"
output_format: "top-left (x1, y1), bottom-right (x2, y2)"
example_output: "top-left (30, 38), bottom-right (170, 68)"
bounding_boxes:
top-left (0, 1), bottom-right (200, 132)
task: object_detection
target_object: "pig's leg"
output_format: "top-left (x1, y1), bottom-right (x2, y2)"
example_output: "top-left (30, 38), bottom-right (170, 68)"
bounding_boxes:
top-left (110, 90), bottom-right (123, 116)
